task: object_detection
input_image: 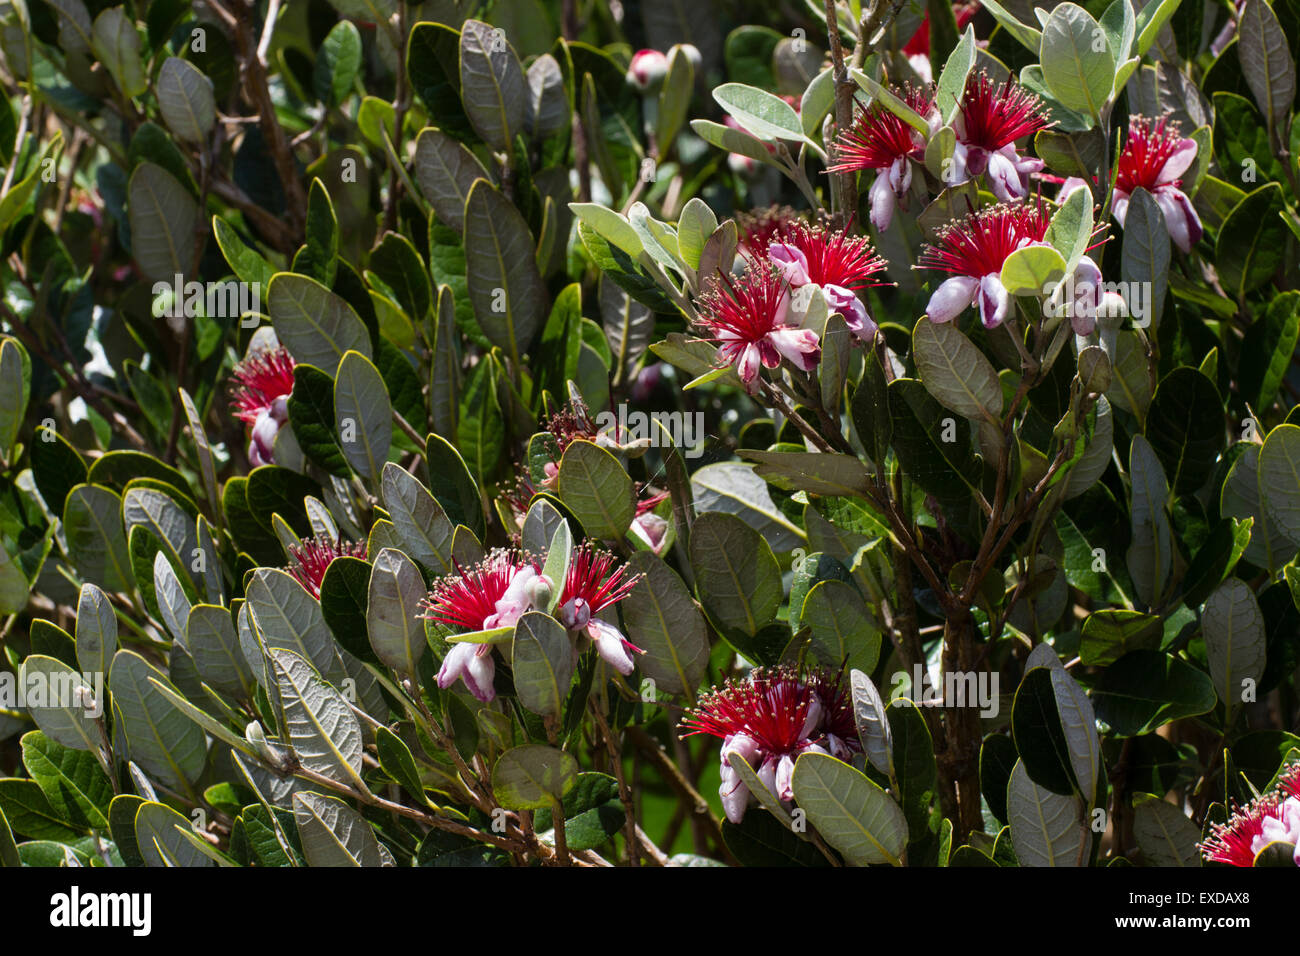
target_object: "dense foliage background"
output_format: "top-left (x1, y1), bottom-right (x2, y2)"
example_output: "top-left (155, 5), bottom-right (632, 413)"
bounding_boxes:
top-left (0, 0), bottom-right (1298, 868)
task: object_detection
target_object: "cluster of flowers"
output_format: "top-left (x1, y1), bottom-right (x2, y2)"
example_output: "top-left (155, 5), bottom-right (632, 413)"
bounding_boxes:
top-left (680, 666), bottom-right (861, 824)
top-left (422, 544), bottom-right (643, 703)
top-left (1200, 763), bottom-right (1300, 867)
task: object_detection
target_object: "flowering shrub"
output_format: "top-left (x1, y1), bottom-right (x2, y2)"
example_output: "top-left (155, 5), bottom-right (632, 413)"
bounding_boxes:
top-left (0, 0), bottom-right (1298, 870)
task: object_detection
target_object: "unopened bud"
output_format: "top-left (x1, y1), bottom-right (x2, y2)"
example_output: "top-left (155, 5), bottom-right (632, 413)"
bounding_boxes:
top-left (527, 573), bottom-right (554, 610)
top-left (627, 49), bottom-right (669, 92)
top-left (559, 596), bottom-right (591, 631)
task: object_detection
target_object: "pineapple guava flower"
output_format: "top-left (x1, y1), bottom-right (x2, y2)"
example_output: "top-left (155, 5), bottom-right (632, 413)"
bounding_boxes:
top-left (557, 544), bottom-right (643, 675)
top-left (737, 205), bottom-right (801, 259)
top-left (286, 537), bottom-right (368, 599)
top-left (1200, 791), bottom-right (1300, 867)
top-left (829, 85), bottom-right (938, 232)
top-left (917, 200), bottom-right (1052, 328)
top-left (680, 667), bottom-right (860, 824)
top-left (765, 219), bottom-right (892, 340)
top-left (230, 346), bottom-right (297, 467)
top-left (696, 266), bottom-right (820, 390)
top-left (950, 74), bottom-right (1050, 202)
top-left (1112, 116), bottom-right (1203, 254)
top-left (423, 551), bottom-right (540, 703)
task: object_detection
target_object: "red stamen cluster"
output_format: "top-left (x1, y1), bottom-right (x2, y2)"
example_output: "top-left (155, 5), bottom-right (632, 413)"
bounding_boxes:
top-left (829, 86), bottom-right (935, 173)
top-left (545, 403), bottom-right (599, 452)
top-left (560, 544), bottom-right (641, 614)
top-left (1115, 116), bottom-right (1188, 193)
top-left (776, 219), bottom-right (892, 292)
top-left (1200, 793), bottom-right (1285, 868)
top-left (286, 537), bottom-right (367, 599)
top-left (737, 205), bottom-right (801, 259)
top-left (422, 550), bottom-right (531, 632)
top-left (697, 265), bottom-right (790, 346)
top-left (917, 200), bottom-right (1052, 278)
top-left (681, 666), bottom-right (858, 757)
top-left (230, 347), bottom-right (297, 424)
top-left (958, 73), bottom-right (1050, 151)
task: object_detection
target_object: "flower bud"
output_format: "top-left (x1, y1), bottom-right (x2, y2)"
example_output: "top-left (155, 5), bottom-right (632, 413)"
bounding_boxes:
top-left (559, 596), bottom-right (592, 631)
top-left (627, 49), bottom-right (669, 92)
top-left (526, 573), bottom-right (553, 610)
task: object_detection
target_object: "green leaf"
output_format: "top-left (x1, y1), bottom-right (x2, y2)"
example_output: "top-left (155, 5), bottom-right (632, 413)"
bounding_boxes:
top-left (739, 450), bottom-right (872, 498)
top-left (75, 583), bottom-right (116, 677)
top-left (511, 611), bottom-right (573, 718)
top-left (270, 648), bottom-right (366, 792)
top-left (63, 485), bottom-right (131, 593)
top-left (912, 317), bottom-right (1003, 423)
top-left (0, 779), bottom-right (84, 842)
top-left (791, 752), bottom-right (907, 866)
top-left (413, 127), bottom-right (492, 234)
top-left (20, 731), bottom-right (111, 830)
top-left (186, 603), bottom-right (253, 698)
top-left (555, 439), bottom-right (636, 541)
top-left (713, 82), bottom-right (816, 146)
top-left (936, 25), bottom-right (977, 124)
top-left (676, 198), bottom-right (718, 272)
top-left (1241, 292), bottom-right (1300, 412)
top-left (533, 772), bottom-right (623, 852)
top-left (109, 650), bottom-right (208, 791)
top-left (1039, 4), bottom-right (1115, 120)
top-left (980, 0), bottom-right (1044, 53)
top-left (157, 56), bottom-right (214, 144)
top-left (380, 462), bottom-right (454, 574)
top-left (1259, 424), bottom-right (1300, 546)
top-left (1092, 650), bottom-right (1217, 736)
top-left (267, 273), bottom-right (370, 377)
top-left (333, 349), bottom-right (391, 482)
top-left (1202, 578), bottom-right (1266, 720)
top-left (1134, 0), bottom-right (1183, 56)
top-left (849, 70), bottom-right (931, 138)
top-left (425, 432), bottom-right (485, 541)
top-left (1044, 183), bottom-right (1094, 270)
top-left (246, 568), bottom-right (347, 686)
top-left (366, 548), bottom-right (426, 676)
top-left (1216, 184), bottom-right (1287, 298)
top-left (1080, 609), bottom-right (1163, 665)
top-left (296, 179), bottom-right (339, 286)
top-left (1238, 0), bottom-right (1296, 139)
top-left (319, 556), bottom-right (376, 665)
top-left (292, 791), bottom-right (383, 866)
top-left (91, 7), bottom-right (146, 98)
top-left (1006, 760), bottom-right (1088, 866)
top-left (1123, 190), bottom-right (1175, 327)
top-left (459, 19), bottom-right (526, 152)
top-left (1132, 793), bottom-right (1201, 866)
top-left (128, 162), bottom-right (199, 283)
top-left (690, 511), bottom-right (782, 643)
top-left (801, 580), bottom-right (882, 676)
top-left (1126, 434), bottom-right (1173, 608)
top-left (621, 551), bottom-right (709, 698)
top-left (32, 426), bottom-right (87, 517)
top-left (721, 810), bottom-right (829, 867)
top-left (1012, 667), bottom-right (1077, 795)
top-left (16, 655), bottom-right (99, 753)
top-left (492, 745), bottom-right (578, 810)
top-left (849, 670), bottom-right (894, 777)
top-left (1144, 367), bottom-right (1224, 496)
top-left (0, 337), bottom-right (29, 459)
top-left (1000, 244), bottom-right (1068, 296)
top-left (464, 179), bottom-right (547, 358)
top-left (314, 20), bottom-right (362, 108)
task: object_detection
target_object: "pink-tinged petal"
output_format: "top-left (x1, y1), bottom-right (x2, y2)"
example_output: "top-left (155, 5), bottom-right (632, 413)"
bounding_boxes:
top-left (799, 696), bottom-right (823, 738)
top-left (630, 512), bottom-right (669, 553)
top-left (1059, 177), bottom-right (1089, 201)
top-left (248, 438), bottom-right (272, 468)
top-left (734, 342), bottom-right (763, 383)
top-left (888, 155), bottom-right (912, 195)
top-left (721, 733), bottom-right (761, 766)
top-left (963, 145), bottom-right (990, 177)
top-left (462, 644), bottom-right (496, 702)
top-left (907, 52), bottom-right (934, 84)
top-left (589, 617), bottom-right (636, 675)
top-left (868, 171), bottom-right (897, 232)
top-left (1157, 137), bottom-right (1197, 184)
top-left (767, 327), bottom-right (821, 371)
top-left (756, 755), bottom-right (779, 797)
top-left (824, 284), bottom-right (876, 340)
top-left (719, 763), bottom-right (751, 824)
top-left (925, 275), bottom-right (980, 323)
top-left (1111, 192), bottom-right (1130, 229)
top-left (1154, 187), bottom-right (1203, 253)
top-left (947, 141), bottom-right (970, 187)
top-left (768, 242), bottom-right (812, 286)
top-left (978, 273), bottom-right (1011, 329)
top-left (775, 754), bottom-right (797, 802)
top-left (437, 641), bottom-right (475, 690)
top-left (250, 409), bottom-right (280, 463)
top-left (1070, 311), bottom-right (1097, 336)
top-left (986, 148), bottom-right (1027, 202)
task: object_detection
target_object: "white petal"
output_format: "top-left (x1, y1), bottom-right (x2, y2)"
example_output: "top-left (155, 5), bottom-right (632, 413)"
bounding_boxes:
top-left (978, 273), bottom-right (1011, 329)
top-left (768, 242), bottom-right (812, 286)
top-left (437, 642), bottom-right (475, 690)
top-left (589, 618), bottom-right (636, 675)
top-left (986, 149), bottom-right (1026, 202)
top-left (1111, 193), bottom-right (1130, 229)
top-left (1157, 137), bottom-right (1197, 184)
top-left (735, 341), bottom-right (763, 383)
top-left (925, 275), bottom-right (979, 323)
top-left (766, 327), bottom-right (821, 371)
top-left (775, 755), bottom-right (796, 802)
top-left (463, 645), bottom-right (497, 703)
top-left (719, 765), bottom-right (751, 824)
top-left (888, 155), bottom-right (912, 195)
top-left (1153, 187), bottom-right (1203, 254)
top-left (868, 172), bottom-right (896, 232)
